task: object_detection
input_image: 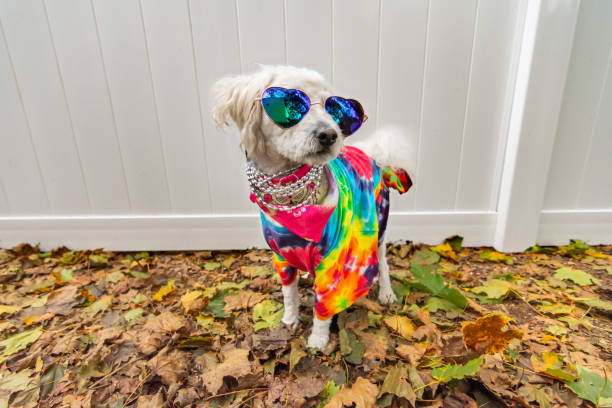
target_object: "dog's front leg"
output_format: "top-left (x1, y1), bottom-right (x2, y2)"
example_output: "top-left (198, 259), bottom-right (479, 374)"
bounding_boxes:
top-left (378, 239), bottom-right (397, 304)
top-left (307, 315), bottom-right (331, 350)
top-left (281, 278), bottom-right (300, 330)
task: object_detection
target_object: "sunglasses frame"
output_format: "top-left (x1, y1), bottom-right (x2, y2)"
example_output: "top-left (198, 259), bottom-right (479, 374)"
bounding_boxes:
top-left (251, 86), bottom-right (368, 135)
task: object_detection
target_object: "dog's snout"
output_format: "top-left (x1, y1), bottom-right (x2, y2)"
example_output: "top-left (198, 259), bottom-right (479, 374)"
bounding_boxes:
top-left (317, 129), bottom-right (337, 147)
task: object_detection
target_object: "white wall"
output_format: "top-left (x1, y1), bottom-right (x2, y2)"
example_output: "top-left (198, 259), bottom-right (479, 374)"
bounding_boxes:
top-left (0, 0), bottom-right (609, 251)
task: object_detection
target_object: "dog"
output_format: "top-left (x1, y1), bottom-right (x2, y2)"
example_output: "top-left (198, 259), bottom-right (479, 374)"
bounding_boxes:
top-left (212, 65), bottom-right (414, 350)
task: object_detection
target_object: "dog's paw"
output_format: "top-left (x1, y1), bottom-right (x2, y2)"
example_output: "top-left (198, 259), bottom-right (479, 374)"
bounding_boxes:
top-left (307, 332), bottom-right (329, 351)
top-left (378, 286), bottom-right (397, 305)
top-left (281, 315), bottom-right (299, 331)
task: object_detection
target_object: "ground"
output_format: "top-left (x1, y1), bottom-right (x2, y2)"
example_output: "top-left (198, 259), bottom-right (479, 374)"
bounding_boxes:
top-left (0, 238), bottom-right (610, 408)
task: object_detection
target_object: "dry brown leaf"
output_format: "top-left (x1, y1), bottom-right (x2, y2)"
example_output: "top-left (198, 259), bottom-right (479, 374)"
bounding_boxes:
top-left (202, 348), bottom-right (253, 395)
top-left (146, 347), bottom-right (188, 385)
top-left (143, 311), bottom-right (187, 333)
top-left (325, 377), bottom-right (378, 408)
top-left (396, 343), bottom-right (427, 365)
top-left (223, 290), bottom-right (267, 313)
top-left (353, 297), bottom-right (384, 313)
top-left (462, 313), bottom-right (523, 354)
top-left (358, 330), bottom-right (388, 362)
top-left (384, 315), bottom-right (415, 340)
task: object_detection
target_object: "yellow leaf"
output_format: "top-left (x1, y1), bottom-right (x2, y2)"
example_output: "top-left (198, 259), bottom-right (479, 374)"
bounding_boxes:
top-left (585, 249), bottom-right (608, 259)
top-left (430, 242), bottom-right (459, 262)
top-left (0, 305), bottom-right (21, 315)
top-left (462, 313), bottom-right (523, 354)
top-left (153, 280), bottom-right (176, 302)
top-left (22, 313), bottom-right (55, 327)
top-left (384, 315), bottom-right (416, 340)
top-left (181, 290), bottom-right (203, 313)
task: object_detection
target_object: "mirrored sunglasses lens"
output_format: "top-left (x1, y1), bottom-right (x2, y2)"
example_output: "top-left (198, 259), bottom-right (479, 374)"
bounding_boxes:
top-left (325, 97), bottom-right (365, 135)
top-left (261, 87), bottom-right (310, 128)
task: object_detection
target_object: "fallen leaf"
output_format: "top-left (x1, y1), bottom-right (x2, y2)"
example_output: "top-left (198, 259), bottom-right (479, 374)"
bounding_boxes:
top-left (252, 300), bottom-right (283, 332)
top-left (325, 377), bottom-right (378, 408)
top-left (431, 356), bottom-right (484, 383)
top-left (462, 314), bottom-right (523, 354)
top-left (223, 290), bottom-right (267, 313)
top-left (384, 315), bottom-right (415, 340)
top-left (479, 250), bottom-right (513, 264)
top-left (470, 279), bottom-right (513, 300)
top-left (566, 365), bottom-right (612, 406)
top-left (378, 364), bottom-right (416, 406)
top-left (202, 348), bottom-right (253, 395)
top-left (395, 343), bottom-right (427, 366)
top-left (554, 267), bottom-right (599, 286)
top-left (144, 311), bottom-right (187, 333)
top-left (0, 327), bottom-right (43, 362)
top-left (289, 339), bottom-right (306, 373)
top-left (152, 279), bottom-right (176, 302)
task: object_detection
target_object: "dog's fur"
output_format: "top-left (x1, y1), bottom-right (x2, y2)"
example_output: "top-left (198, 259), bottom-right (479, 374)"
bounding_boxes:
top-left (212, 65), bottom-right (414, 350)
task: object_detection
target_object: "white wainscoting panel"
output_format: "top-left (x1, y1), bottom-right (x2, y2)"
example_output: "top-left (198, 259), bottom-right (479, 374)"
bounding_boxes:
top-left (0, 0), bottom-right (610, 250)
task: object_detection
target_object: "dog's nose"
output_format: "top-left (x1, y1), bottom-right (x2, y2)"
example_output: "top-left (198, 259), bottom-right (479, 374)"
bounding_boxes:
top-left (317, 129), bottom-right (337, 147)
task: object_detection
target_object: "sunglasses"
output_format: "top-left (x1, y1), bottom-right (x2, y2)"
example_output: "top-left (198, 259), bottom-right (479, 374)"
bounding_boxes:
top-left (255, 87), bottom-right (367, 136)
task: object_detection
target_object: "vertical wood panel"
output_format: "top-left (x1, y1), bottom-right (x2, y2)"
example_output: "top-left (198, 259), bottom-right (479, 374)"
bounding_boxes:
top-left (190, 0), bottom-right (254, 214)
top-left (0, 0), bottom-right (90, 214)
top-left (455, 0), bottom-right (520, 211)
top-left (414, 0), bottom-right (478, 211)
top-left (578, 53), bottom-right (612, 208)
top-left (45, 0), bottom-right (131, 214)
top-left (236, 0), bottom-right (285, 72)
top-left (377, 0), bottom-right (428, 211)
top-left (333, 0), bottom-right (380, 143)
top-left (285, 0), bottom-right (332, 80)
top-left (543, 0), bottom-right (612, 210)
top-left (0, 179), bottom-right (9, 214)
top-left (140, 0), bottom-right (211, 213)
top-left (0, 20), bottom-right (49, 215)
top-left (92, 0), bottom-right (171, 213)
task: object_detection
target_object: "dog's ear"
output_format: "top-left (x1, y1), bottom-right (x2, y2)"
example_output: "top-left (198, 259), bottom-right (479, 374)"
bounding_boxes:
top-left (212, 74), bottom-right (264, 157)
top-left (211, 74), bottom-right (254, 130)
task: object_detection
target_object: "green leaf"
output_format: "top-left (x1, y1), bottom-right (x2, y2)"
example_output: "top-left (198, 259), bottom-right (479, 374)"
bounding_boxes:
top-left (560, 239), bottom-right (592, 259)
top-left (410, 264), bottom-right (445, 295)
top-left (58, 269), bottom-right (73, 283)
top-left (471, 279), bottom-right (513, 299)
top-left (368, 311), bottom-right (382, 327)
top-left (129, 270), bottom-right (148, 279)
top-left (410, 264), bottom-right (467, 308)
top-left (525, 245), bottom-right (555, 254)
top-left (425, 296), bottom-right (460, 313)
top-left (0, 327), bottom-right (43, 362)
top-left (317, 380), bottom-right (341, 408)
top-left (0, 368), bottom-right (34, 392)
top-left (205, 290), bottom-right (229, 318)
top-left (339, 329), bottom-right (352, 356)
top-left (546, 325), bottom-right (567, 337)
top-left (411, 249), bottom-right (440, 266)
top-left (573, 297), bottom-right (612, 311)
top-left (216, 280), bottom-right (250, 291)
top-left (82, 295), bottom-right (112, 318)
top-left (431, 356), bottom-right (484, 383)
top-left (0, 305), bottom-right (22, 315)
top-left (196, 314), bottom-right (213, 329)
top-left (123, 308), bottom-right (145, 322)
top-left (204, 262), bottom-right (221, 271)
top-left (566, 365), bottom-right (612, 406)
top-left (252, 300), bottom-right (283, 331)
top-left (22, 280), bottom-right (54, 294)
top-left (554, 267), bottom-right (600, 286)
top-left (445, 235), bottom-right (464, 251)
top-left (479, 250), bottom-right (513, 264)
top-left (338, 329), bottom-right (365, 364)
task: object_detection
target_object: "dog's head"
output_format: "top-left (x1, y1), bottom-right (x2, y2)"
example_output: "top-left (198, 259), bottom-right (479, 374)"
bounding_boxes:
top-left (212, 65), bottom-right (344, 173)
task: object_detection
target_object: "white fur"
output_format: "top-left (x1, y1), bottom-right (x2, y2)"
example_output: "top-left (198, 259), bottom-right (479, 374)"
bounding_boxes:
top-left (350, 126), bottom-right (416, 178)
top-left (212, 65), bottom-right (414, 351)
top-left (281, 278), bottom-right (299, 330)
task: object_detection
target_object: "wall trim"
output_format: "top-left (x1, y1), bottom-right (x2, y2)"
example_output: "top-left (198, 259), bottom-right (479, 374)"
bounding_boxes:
top-left (0, 211), bottom-right (497, 251)
top-left (537, 210), bottom-right (612, 246)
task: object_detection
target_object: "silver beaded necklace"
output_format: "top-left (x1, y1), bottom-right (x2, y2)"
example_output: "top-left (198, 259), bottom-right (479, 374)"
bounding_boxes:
top-left (246, 161), bottom-right (324, 212)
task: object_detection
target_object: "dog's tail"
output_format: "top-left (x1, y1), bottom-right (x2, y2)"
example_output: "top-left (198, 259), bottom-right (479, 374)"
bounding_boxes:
top-left (350, 126), bottom-right (416, 193)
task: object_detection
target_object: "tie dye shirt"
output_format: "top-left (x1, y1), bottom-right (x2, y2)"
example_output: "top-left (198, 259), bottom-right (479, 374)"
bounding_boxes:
top-left (253, 146), bottom-right (411, 320)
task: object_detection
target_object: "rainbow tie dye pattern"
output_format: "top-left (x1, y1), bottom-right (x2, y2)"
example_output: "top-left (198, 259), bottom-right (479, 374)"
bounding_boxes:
top-left (254, 146), bottom-right (411, 320)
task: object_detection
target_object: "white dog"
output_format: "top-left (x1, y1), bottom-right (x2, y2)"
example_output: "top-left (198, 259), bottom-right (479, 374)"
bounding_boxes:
top-left (212, 65), bottom-right (414, 350)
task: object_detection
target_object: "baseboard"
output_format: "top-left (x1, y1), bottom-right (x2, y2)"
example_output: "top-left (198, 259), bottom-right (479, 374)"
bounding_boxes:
top-left (0, 211), bottom-right (497, 251)
top-left (537, 210), bottom-right (612, 245)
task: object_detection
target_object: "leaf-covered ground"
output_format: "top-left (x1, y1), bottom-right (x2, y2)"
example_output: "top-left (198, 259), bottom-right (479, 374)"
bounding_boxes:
top-left (0, 238), bottom-right (611, 408)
